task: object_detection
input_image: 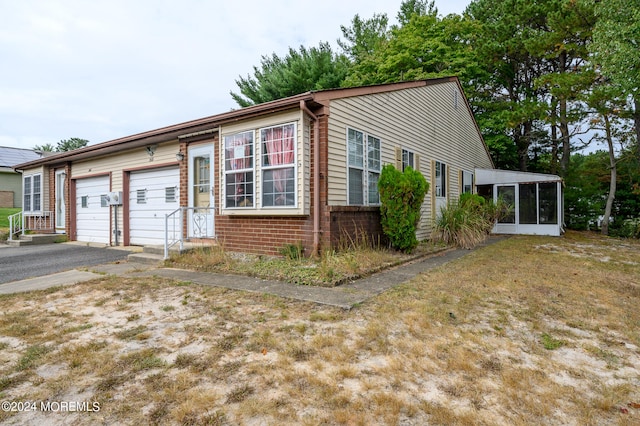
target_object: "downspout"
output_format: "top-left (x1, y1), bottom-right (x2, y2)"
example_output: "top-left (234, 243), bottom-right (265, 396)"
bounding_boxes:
top-left (300, 100), bottom-right (320, 256)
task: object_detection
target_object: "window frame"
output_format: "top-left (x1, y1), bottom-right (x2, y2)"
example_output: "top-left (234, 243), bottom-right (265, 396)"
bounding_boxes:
top-left (23, 173), bottom-right (42, 213)
top-left (401, 149), bottom-right (415, 171)
top-left (261, 122), bottom-right (297, 208)
top-left (223, 130), bottom-right (255, 209)
top-left (435, 161), bottom-right (447, 198)
top-left (347, 127), bottom-right (381, 206)
top-left (461, 170), bottom-right (474, 194)
top-left (222, 121), bottom-right (300, 212)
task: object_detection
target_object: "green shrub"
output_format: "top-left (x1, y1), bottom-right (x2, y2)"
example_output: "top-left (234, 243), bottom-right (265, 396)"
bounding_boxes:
top-left (378, 165), bottom-right (428, 253)
top-left (616, 217), bottom-right (640, 238)
top-left (432, 193), bottom-right (510, 249)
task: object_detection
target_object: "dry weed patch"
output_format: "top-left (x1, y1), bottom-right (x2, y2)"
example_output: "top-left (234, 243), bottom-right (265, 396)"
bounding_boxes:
top-left (0, 231), bottom-right (638, 424)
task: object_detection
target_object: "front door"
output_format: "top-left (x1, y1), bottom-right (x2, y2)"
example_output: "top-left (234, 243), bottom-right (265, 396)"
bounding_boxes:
top-left (55, 170), bottom-right (66, 233)
top-left (188, 145), bottom-right (215, 238)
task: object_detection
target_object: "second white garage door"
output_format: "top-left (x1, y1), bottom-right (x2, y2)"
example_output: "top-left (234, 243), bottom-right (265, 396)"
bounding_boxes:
top-left (129, 167), bottom-right (180, 246)
top-left (76, 175), bottom-right (110, 244)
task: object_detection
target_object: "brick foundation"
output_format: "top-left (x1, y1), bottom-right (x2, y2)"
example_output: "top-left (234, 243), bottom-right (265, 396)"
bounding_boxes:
top-left (214, 215), bottom-right (314, 256)
top-left (328, 206), bottom-right (386, 248)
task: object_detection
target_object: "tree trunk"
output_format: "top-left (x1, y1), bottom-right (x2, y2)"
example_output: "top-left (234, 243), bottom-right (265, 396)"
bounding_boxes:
top-left (517, 122), bottom-right (532, 172)
top-left (559, 96), bottom-right (571, 176)
top-left (633, 96), bottom-right (640, 164)
top-left (550, 98), bottom-right (559, 175)
top-left (601, 114), bottom-right (617, 236)
top-left (558, 51), bottom-right (571, 177)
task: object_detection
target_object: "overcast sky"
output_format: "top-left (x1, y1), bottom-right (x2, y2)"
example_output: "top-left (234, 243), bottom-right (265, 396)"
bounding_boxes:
top-left (0, 0), bottom-right (470, 151)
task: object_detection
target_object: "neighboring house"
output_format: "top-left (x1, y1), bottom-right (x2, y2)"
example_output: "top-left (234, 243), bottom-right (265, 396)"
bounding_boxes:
top-left (0, 147), bottom-right (48, 208)
top-left (13, 78), bottom-right (563, 255)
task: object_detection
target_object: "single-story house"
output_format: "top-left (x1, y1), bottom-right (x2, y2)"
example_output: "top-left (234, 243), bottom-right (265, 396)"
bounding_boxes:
top-left (13, 78), bottom-right (563, 255)
top-left (0, 147), bottom-right (48, 208)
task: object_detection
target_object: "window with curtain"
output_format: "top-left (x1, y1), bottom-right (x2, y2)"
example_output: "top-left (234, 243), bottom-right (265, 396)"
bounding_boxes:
top-left (224, 131), bottom-right (254, 208)
top-left (348, 128), bottom-right (381, 205)
top-left (262, 123), bottom-right (296, 207)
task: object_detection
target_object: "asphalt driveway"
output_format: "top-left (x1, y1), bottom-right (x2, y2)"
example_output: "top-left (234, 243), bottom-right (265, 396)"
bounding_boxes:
top-left (0, 243), bottom-right (132, 284)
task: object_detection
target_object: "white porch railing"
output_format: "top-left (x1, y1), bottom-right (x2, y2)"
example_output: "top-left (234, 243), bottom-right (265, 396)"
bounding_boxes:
top-left (8, 211), bottom-right (54, 241)
top-left (164, 207), bottom-right (215, 259)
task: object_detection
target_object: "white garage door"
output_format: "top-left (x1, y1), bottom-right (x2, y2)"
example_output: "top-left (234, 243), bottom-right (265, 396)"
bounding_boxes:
top-left (76, 175), bottom-right (110, 244)
top-left (129, 167), bottom-right (180, 246)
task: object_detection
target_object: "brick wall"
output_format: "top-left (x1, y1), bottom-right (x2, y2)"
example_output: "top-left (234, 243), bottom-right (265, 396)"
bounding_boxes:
top-left (215, 215), bottom-right (314, 256)
top-left (327, 206), bottom-right (386, 248)
top-left (0, 191), bottom-right (13, 208)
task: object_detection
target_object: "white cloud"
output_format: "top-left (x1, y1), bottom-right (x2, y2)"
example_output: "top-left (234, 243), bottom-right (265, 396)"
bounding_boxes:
top-left (0, 0), bottom-right (470, 150)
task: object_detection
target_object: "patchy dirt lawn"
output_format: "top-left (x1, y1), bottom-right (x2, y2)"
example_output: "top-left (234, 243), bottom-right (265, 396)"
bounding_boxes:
top-left (0, 231), bottom-right (639, 425)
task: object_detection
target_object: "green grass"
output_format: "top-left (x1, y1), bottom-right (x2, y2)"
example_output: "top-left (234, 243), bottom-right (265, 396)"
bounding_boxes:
top-left (0, 207), bottom-right (21, 229)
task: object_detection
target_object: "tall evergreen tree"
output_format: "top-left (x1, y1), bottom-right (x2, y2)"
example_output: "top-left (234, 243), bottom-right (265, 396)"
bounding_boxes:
top-left (231, 42), bottom-right (349, 107)
top-left (590, 0), bottom-right (640, 162)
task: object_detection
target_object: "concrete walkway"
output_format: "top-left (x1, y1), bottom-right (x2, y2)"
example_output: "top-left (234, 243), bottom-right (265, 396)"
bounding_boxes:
top-left (0, 238), bottom-right (504, 308)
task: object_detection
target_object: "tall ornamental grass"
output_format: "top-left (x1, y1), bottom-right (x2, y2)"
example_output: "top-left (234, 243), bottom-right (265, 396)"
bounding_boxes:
top-left (432, 193), bottom-right (511, 249)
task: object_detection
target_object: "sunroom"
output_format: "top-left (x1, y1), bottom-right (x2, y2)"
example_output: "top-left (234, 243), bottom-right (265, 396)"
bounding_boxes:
top-left (475, 168), bottom-right (564, 237)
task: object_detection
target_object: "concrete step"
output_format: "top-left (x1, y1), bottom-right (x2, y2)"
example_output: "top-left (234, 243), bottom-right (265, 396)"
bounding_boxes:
top-left (142, 241), bottom-right (216, 256)
top-left (7, 234), bottom-right (62, 247)
top-left (127, 252), bottom-right (165, 265)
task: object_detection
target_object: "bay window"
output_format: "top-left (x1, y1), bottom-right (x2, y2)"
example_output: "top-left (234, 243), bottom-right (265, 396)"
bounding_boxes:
top-left (223, 122), bottom-right (298, 210)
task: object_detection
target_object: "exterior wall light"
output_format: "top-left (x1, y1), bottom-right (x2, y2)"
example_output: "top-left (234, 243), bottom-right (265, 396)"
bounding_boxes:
top-left (176, 151), bottom-right (185, 161)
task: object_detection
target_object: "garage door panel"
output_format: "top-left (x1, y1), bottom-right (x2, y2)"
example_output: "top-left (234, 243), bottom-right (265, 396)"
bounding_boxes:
top-left (76, 176), bottom-right (110, 244)
top-left (129, 167), bottom-right (179, 246)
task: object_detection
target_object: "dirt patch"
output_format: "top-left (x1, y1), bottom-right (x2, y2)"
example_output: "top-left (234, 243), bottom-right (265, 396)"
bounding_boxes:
top-left (0, 232), bottom-right (639, 425)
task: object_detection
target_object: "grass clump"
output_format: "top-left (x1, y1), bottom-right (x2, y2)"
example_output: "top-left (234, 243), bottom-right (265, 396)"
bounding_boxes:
top-left (432, 193), bottom-right (510, 249)
top-left (540, 333), bottom-right (565, 350)
top-left (16, 344), bottom-right (52, 371)
top-left (167, 240), bottom-right (445, 287)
